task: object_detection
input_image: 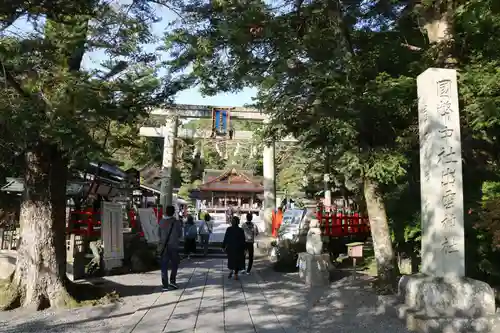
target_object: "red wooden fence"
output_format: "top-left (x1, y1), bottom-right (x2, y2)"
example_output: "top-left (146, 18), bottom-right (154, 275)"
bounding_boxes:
top-left (69, 207), bottom-right (164, 238)
top-left (316, 209), bottom-right (370, 237)
top-left (67, 209), bottom-right (101, 237)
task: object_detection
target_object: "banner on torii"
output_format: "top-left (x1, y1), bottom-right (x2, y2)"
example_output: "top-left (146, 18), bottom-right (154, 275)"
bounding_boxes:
top-left (211, 108), bottom-right (233, 138)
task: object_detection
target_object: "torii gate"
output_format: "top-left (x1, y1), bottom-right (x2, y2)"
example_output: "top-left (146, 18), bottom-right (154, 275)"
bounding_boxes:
top-left (139, 104), bottom-right (296, 232)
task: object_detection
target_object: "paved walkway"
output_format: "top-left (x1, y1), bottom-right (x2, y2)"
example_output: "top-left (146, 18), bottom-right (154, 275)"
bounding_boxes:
top-left (120, 258), bottom-right (285, 333)
top-left (0, 258), bottom-right (410, 333)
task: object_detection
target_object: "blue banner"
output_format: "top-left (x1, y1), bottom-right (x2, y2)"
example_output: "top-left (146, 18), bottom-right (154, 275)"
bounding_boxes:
top-left (214, 109), bottom-right (228, 133)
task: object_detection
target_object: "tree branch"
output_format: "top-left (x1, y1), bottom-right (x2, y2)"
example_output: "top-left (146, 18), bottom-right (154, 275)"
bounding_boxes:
top-left (0, 10), bottom-right (26, 33)
top-left (332, 0), bottom-right (356, 57)
top-left (401, 43), bottom-right (422, 51)
top-left (0, 58), bottom-right (52, 111)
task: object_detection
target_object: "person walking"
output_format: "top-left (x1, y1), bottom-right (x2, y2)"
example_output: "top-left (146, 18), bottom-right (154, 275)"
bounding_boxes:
top-left (222, 216), bottom-right (246, 280)
top-left (271, 207), bottom-right (284, 237)
top-left (158, 205), bottom-right (182, 291)
top-left (184, 215), bottom-right (198, 259)
top-left (198, 213), bottom-right (213, 256)
top-left (241, 212), bottom-right (258, 274)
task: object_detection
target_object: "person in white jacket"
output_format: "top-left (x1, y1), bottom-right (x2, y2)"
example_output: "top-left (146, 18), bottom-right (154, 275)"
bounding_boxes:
top-left (241, 212), bottom-right (259, 274)
top-left (198, 213), bottom-right (213, 256)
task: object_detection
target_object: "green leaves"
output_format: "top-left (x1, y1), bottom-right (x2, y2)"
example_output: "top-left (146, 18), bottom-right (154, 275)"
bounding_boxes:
top-left (161, 0), bottom-right (425, 191)
top-left (0, 0), bottom-right (166, 168)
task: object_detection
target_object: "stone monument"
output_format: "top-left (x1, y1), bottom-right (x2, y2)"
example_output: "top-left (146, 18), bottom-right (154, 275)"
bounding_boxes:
top-left (298, 218), bottom-right (331, 287)
top-left (397, 68), bottom-right (497, 332)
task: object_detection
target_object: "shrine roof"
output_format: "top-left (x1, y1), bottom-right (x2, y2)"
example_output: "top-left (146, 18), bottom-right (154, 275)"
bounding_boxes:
top-left (203, 168), bottom-right (257, 183)
top-left (198, 168), bottom-right (263, 192)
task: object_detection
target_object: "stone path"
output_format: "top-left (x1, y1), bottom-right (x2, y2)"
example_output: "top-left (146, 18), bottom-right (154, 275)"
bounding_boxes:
top-left (120, 258), bottom-right (285, 333)
top-left (0, 258), bottom-right (411, 333)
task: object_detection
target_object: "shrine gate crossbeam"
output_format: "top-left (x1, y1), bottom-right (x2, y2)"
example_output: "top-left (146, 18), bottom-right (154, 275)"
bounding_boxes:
top-left (150, 104), bottom-right (266, 120)
top-left (140, 104), bottom-right (286, 234)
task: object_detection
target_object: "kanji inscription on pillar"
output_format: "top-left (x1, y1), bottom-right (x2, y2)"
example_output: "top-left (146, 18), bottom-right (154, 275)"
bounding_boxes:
top-left (418, 68), bottom-right (465, 278)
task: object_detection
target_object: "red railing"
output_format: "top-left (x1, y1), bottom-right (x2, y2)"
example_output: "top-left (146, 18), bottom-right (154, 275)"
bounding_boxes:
top-left (67, 209), bottom-right (101, 237)
top-left (316, 209), bottom-right (370, 237)
top-left (69, 207), bottom-right (164, 238)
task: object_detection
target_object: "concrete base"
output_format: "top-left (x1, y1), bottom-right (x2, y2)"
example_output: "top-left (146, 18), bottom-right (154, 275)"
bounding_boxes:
top-left (397, 274), bottom-right (498, 333)
top-left (297, 252), bottom-right (331, 287)
top-left (103, 258), bottom-right (123, 272)
top-left (396, 304), bottom-right (500, 333)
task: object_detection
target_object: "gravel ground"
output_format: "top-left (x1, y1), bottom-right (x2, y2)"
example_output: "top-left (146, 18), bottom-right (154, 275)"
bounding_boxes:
top-left (253, 261), bottom-right (410, 333)
top-left (0, 270), bottom-right (164, 333)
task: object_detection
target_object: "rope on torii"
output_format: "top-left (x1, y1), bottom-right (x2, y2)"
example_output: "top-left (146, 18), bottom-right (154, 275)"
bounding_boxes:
top-left (249, 145), bottom-right (258, 158)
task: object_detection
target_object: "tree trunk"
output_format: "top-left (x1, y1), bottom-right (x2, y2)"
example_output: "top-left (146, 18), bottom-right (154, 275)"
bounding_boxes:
top-left (50, 147), bottom-right (69, 283)
top-left (419, 1), bottom-right (455, 66)
top-left (363, 177), bottom-right (400, 287)
top-left (6, 142), bottom-right (72, 310)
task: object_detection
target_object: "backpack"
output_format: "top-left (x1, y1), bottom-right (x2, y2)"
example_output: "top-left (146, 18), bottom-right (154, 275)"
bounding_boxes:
top-left (243, 222), bottom-right (255, 243)
top-left (185, 225), bottom-right (197, 240)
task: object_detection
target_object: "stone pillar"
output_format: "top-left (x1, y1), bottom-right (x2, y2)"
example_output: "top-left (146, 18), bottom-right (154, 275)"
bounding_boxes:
top-left (263, 142), bottom-right (276, 234)
top-left (419, 68), bottom-right (465, 277)
top-left (160, 117), bottom-right (178, 208)
top-left (397, 68), bottom-right (495, 332)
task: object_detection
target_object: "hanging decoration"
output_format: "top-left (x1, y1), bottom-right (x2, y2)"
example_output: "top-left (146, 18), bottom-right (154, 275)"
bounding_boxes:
top-left (249, 145), bottom-right (258, 158)
top-left (192, 144), bottom-right (199, 159)
top-left (233, 142), bottom-right (241, 157)
top-left (215, 141), bottom-right (229, 160)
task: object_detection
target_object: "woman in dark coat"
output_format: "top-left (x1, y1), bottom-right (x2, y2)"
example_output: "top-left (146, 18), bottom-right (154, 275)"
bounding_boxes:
top-left (223, 216), bottom-right (246, 280)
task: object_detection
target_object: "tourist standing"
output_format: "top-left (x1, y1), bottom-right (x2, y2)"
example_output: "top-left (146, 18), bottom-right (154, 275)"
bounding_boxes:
top-left (198, 213), bottom-right (213, 256)
top-left (241, 212), bottom-right (258, 274)
top-left (158, 205), bottom-right (182, 291)
top-left (184, 215), bottom-right (198, 259)
top-left (271, 207), bottom-right (284, 237)
top-left (222, 216), bottom-right (246, 280)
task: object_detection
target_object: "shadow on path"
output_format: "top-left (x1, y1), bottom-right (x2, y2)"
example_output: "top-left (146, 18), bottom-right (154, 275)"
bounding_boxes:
top-left (0, 258), bottom-right (409, 333)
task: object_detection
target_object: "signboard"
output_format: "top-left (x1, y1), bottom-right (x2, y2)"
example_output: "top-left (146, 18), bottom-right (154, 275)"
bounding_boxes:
top-left (138, 208), bottom-right (160, 244)
top-left (101, 202), bottom-right (124, 270)
top-left (282, 209), bottom-right (305, 225)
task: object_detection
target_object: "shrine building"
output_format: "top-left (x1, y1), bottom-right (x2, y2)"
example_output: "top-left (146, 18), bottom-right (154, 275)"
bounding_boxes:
top-left (192, 168), bottom-right (264, 213)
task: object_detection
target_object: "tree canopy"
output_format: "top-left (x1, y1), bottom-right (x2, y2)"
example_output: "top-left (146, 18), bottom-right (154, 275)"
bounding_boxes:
top-left (3, 0), bottom-right (500, 309)
top-left (161, 0), bottom-right (500, 285)
top-left (0, 0), bottom-right (176, 310)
